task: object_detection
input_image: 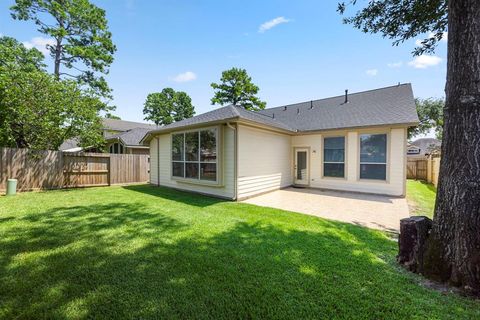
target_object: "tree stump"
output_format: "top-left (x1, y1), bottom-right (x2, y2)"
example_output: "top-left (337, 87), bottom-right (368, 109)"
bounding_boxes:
top-left (397, 216), bottom-right (432, 274)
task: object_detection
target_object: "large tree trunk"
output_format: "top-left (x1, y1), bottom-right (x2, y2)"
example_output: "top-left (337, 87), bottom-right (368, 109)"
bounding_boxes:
top-left (423, 0), bottom-right (480, 295)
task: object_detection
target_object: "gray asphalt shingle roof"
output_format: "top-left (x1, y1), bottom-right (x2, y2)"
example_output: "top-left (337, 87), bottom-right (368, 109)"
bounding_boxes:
top-left (106, 127), bottom-right (153, 146)
top-left (102, 118), bottom-right (155, 132)
top-left (258, 83), bottom-right (418, 131)
top-left (142, 83), bottom-right (418, 141)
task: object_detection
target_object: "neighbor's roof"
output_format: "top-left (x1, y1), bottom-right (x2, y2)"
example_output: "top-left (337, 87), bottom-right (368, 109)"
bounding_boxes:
top-left (106, 127), bottom-right (153, 147)
top-left (408, 138), bottom-right (441, 156)
top-left (410, 138), bottom-right (441, 148)
top-left (141, 83), bottom-right (418, 143)
top-left (102, 118), bottom-right (155, 132)
top-left (59, 137), bottom-right (80, 151)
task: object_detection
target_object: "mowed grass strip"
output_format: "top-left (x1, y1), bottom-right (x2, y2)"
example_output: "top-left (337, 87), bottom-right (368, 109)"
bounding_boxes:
top-left (0, 185), bottom-right (478, 319)
top-left (407, 179), bottom-right (437, 218)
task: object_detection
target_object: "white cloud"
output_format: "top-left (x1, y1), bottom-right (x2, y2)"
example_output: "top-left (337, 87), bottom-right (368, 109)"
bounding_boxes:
top-left (22, 36), bottom-right (55, 54)
top-left (415, 39), bottom-right (423, 46)
top-left (171, 71), bottom-right (197, 83)
top-left (365, 69), bottom-right (378, 76)
top-left (387, 61), bottom-right (403, 68)
top-left (258, 17), bottom-right (291, 33)
top-left (408, 55), bottom-right (442, 69)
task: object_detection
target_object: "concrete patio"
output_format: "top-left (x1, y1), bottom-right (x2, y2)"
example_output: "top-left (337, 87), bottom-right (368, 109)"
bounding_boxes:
top-left (242, 187), bottom-right (410, 232)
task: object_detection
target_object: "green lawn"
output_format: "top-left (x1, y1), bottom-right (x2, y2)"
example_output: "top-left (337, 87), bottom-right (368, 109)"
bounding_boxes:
top-left (407, 180), bottom-right (437, 218)
top-left (1, 185), bottom-right (478, 319)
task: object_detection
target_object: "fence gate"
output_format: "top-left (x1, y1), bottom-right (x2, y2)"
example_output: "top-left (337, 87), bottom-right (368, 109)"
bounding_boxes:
top-left (407, 159), bottom-right (428, 180)
top-left (63, 153), bottom-right (110, 187)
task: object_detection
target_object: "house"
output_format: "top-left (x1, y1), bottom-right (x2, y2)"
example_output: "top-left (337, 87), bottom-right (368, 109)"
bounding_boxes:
top-left (407, 138), bottom-right (441, 159)
top-left (141, 84), bottom-right (419, 200)
top-left (60, 118), bottom-right (156, 154)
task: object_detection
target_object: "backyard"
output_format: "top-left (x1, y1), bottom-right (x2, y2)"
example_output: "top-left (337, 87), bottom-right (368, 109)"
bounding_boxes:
top-left (0, 184), bottom-right (478, 319)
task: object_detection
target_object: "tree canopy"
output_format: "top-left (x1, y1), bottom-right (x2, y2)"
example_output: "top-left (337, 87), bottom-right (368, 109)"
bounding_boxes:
top-left (0, 36), bottom-right (108, 150)
top-left (211, 68), bottom-right (266, 111)
top-left (143, 88), bottom-right (195, 126)
top-left (337, 0), bottom-right (447, 55)
top-left (408, 98), bottom-right (444, 140)
top-left (11, 0), bottom-right (116, 98)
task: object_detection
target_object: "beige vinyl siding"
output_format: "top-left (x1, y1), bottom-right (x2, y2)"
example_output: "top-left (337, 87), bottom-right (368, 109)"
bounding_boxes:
top-left (292, 127), bottom-right (407, 196)
top-left (152, 125), bottom-right (235, 199)
top-left (237, 124), bottom-right (292, 199)
top-left (149, 138), bottom-right (159, 185)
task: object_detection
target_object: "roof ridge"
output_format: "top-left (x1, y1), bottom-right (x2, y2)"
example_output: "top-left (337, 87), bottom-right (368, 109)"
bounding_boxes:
top-left (228, 104), bottom-right (241, 117)
top-left (265, 83), bottom-right (412, 111)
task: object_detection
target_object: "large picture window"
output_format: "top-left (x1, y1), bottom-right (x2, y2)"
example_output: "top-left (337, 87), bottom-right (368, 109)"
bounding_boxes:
top-left (360, 134), bottom-right (387, 180)
top-left (323, 137), bottom-right (345, 178)
top-left (172, 128), bottom-right (217, 182)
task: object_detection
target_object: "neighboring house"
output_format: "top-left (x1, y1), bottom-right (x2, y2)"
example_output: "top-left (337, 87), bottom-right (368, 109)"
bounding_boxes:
top-left (60, 119), bottom-right (156, 154)
top-left (106, 127), bottom-right (152, 155)
top-left (141, 84), bottom-right (419, 200)
top-left (407, 138), bottom-right (441, 159)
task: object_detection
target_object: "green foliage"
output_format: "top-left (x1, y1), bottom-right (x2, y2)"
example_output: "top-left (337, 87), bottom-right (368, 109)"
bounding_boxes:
top-left (0, 36), bottom-right (107, 150)
top-left (408, 98), bottom-right (444, 140)
top-left (11, 0), bottom-right (116, 98)
top-left (0, 36), bottom-right (45, 72)
top-left (337, 0), bottom-right (448, 55)
top-left (105, 113), bottom-right (121, 120)
top-left (143, 88), bottom-right (195, 126)
top-left (0, 185), bottom-right (479, 318)
top-left (211, 67), bottom-right (266, 111)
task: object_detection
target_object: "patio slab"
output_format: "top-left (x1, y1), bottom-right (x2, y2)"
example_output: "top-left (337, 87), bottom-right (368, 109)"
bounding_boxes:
top-left (242, 187), bottom-right (410, 232)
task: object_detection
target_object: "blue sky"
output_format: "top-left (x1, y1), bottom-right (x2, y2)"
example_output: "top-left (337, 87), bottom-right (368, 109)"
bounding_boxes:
top-left (1, 0), bottom-right (447, 129)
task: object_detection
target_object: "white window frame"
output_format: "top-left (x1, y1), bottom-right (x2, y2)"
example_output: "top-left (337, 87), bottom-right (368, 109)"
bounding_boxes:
top-left (322, 136), bottom-right (346, 179)
top-left (171, 126), bottom-right (220, 185)
top-left (359, 133), bottom-right (387, 181)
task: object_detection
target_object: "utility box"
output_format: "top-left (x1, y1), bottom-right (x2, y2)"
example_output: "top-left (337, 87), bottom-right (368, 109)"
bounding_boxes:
top-left (6, 179), bottom-right (17, 196)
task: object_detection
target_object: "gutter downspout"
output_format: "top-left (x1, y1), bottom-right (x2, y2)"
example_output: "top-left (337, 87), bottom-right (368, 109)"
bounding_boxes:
top-left (157, 137), bottom-right (160, 186)
top-left (226, 122), bottom-right (238, 201)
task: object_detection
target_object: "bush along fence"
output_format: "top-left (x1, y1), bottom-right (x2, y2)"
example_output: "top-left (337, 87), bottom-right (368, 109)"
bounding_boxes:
top-left (0, 147), bottom-right (150, 193)
top-left (406, 155), bottom-right (440, 187)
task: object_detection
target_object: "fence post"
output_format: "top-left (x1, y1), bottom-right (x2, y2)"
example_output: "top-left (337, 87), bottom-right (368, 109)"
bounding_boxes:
top-left (108, 154), bottom-right (111, 186)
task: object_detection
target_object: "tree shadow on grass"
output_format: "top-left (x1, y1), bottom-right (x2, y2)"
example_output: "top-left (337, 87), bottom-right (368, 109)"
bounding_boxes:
top-left (1, 203), bottom-right (478, 319)
top-left (122, 184), bottom-right (227, 208)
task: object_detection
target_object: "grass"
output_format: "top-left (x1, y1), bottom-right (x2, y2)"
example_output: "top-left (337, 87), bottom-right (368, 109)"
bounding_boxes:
top-left (407, 179), bottom-right (437, 218)
top-left (1, 185), bottom-right (478, 319)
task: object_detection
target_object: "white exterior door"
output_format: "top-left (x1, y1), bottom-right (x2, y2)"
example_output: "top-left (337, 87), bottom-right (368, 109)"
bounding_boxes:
top-left (294, 148), bottom-right (309, 185)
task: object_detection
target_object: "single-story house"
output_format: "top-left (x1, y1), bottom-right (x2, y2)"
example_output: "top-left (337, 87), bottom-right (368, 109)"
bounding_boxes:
top-left (407, 138), bottom-right (441, 159)
top-left (60, 118), bottom-right (156, 154)
top-left (141, 84), bottom-right (419, 200)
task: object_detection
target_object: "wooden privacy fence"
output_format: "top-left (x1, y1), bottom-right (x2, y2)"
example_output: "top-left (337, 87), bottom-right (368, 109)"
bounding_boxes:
top-left (407, 156), bottom-right (440, 187)
top-left (407, 159), bottom-right (428, 180)
top-left (0, 147), bottom-right (149, 193)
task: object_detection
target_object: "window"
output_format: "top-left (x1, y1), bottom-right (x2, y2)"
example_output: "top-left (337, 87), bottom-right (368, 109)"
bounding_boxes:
top-left (360, 134), bottom-right (387, 180)
top-left (407, 147), bottom-right (420, 155)
top-left (172, 128), bottom-right (218, 182)
top-left (109, 143), bottom-right (123, 154)
top-left (323, 137), bottom-right (345, 178)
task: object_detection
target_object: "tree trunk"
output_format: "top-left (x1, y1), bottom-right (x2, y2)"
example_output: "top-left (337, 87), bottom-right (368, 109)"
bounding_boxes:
top-left (53, 35), bottom-right (63, 79)
top-left (423, 0), bottom-right (480, 295)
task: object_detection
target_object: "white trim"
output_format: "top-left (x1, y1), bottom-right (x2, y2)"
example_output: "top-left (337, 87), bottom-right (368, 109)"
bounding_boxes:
top-left (170, 126), bottom-right (221, 185)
